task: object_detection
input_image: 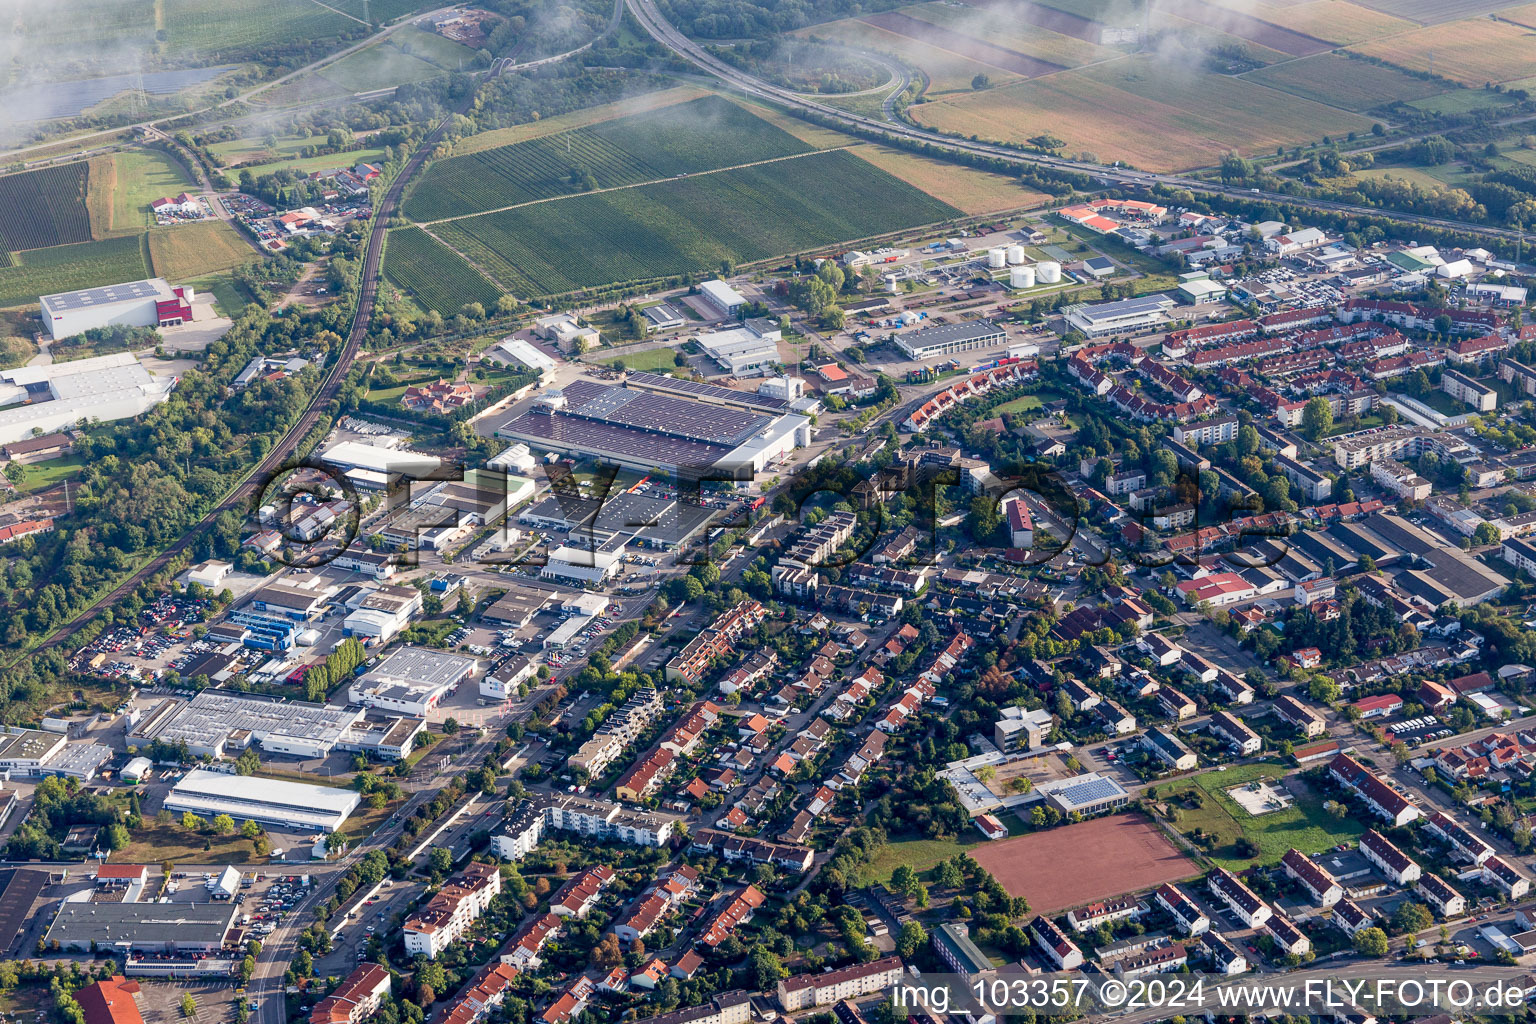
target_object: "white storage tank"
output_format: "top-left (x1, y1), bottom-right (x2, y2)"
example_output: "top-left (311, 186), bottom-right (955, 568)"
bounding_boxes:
top-left (1037, 260), bottom-right (1062, 283)
top-left (987, 247), bottom-right (1007, 269)
top-left (1010, 266), bottom-right (1036, 289)
top-left (1007, 245), bottom-right (1027, 265)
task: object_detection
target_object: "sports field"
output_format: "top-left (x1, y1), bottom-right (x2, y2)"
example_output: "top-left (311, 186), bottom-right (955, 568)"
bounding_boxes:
top-left (148, 222), bottom-right (258, 281)
top-left (0, 163), bottom-right (94, 252)
top-left (383, 227), bottom-right (501, 315)
top-left (1349, 17), bottom-right (1536, 84)
top-left (969, 813), bottom-right (1195, 914)
top-left (913, 54), bottom-right (1373, 170)
top-left (0, 235), bottom-right (149, 309)
top-left (1158, 762), bottom-right (1365, 868)
top-left (405, 96), bottom-right (814, 222)
top-left (1243, 52), bottom-right (1453, 110)
top-left (434, 149), bottom-right (960, 297)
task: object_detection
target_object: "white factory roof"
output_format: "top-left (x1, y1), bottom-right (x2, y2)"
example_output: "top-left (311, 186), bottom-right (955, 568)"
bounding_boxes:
top-left (40, 278), bottom-right (173, 315)
top-left (700, 279), bottom-right (746, 310)
top-left (496, 337), bottom-right (557, 375)
top-left (364, 646), bottom-right (477, 688)
top-left (0, 353), bottom-right (175, 445)
top-left (167, 769), bottom-right (360, 828)
top-left (321, 440), bottom-right (442, 477)
top-left (121, 756), bottom-right (153, 780)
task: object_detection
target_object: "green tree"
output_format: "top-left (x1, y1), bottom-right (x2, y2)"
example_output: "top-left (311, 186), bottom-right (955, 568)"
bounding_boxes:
top-left (1393, 901), bottom-right (1433, 935)
top-left (180, 994), bottom-right (197, 1019)
top-left (211, 814), bottom-right (236, 835)
top-left (429, 847), bottom-right (454, 874)
top-left (1354, 927), bottom-right (1389, 956)
top-left (1301, 397), bottom-right (1333, 441)
top-left (966, 495), bottom-right (1001, 543)
top-left (240, 819), bottom-right (262, 839)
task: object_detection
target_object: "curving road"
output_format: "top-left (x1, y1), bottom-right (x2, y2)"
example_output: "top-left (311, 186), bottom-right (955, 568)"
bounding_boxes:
top-left (623, 0), bottom-right (1527, 244)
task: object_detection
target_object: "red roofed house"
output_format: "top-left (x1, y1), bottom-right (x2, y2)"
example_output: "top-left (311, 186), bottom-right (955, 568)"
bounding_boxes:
top-left (1351, 694), bottom-right (1402, 719)
top-left (311, 964), bottom-right (391, 1024)
top-left (95, 865), bottom-right (148, 886)
top-left (403, 379), bottom-right (474, 414)
top-left (76, 977), bottom-right (143, 1024)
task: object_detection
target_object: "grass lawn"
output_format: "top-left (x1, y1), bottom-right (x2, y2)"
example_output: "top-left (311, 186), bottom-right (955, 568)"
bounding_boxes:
top-left (11, 455), bottom-right (85, 495)
top-left (606, 346), bottom-right (683, 372)
top-left (1411, 389), bottom-right (1471, 416)
top-left (993, 387), bottom-right (1065, 415)
top-left (1159, 761), bottom-right (1363, 868)
top-left (346, 795), bottom-right (405, 841)
top-left (864, 834), bottom-right (981, 885)
top-left (206, 278), bottom-right (256, 317)
top-left (108, 149), bottom-right (196, 234)
top-left (118, 819), bottom-right (271, 865)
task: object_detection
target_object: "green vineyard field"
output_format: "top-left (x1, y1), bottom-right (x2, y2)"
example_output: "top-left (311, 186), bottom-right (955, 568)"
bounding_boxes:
top-left (403, 96), bottom-right (813, 222)
top-left (382, 227), bottom-right (500, 316)
top-left (0, 162), bottom-right (95, 252)
top-left (436, 149), bottom-right (960, 298)
top-left (0, 234), bottom-right (149, 309)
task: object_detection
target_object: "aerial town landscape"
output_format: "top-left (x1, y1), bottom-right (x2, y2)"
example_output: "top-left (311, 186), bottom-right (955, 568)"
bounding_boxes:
top-left (20, 1), bottom-right (1536, 1024)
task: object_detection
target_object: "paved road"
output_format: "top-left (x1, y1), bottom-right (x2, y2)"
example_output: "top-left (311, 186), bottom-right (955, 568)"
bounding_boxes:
top-left (621, 0), bottom-right (1531, 244)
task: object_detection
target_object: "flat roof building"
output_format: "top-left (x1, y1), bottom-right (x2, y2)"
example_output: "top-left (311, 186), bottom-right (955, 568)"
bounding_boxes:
top-left (164, 768), bottom-right (360, 832)
top-left (698, 280), bottom-right (746, 317)
top-left (39, 278), bottom-right (192, 340)
top-left (131, 690), bottom-right (364, 759)
top-left (894, 319), bottom-right (1006, 360)
top-left (1064, 295), bottom-right (1175, 338)
top-left (694, 322), bottom-right (781, 376)
top-left (45, 901), bottom-right (238, 953)
top-left (0, 353), bottom-right (175, 445)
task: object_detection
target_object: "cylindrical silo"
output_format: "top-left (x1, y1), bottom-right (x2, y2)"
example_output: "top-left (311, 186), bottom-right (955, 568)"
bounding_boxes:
top-left (1037, 260), bottom-right (1061, 283)
top-left (1010, 266), bottom-right (1035, 289)
top-left (1007, 244), bottom-right (1026, 265)
top-left (987, 247), bottom-right (1007, 269)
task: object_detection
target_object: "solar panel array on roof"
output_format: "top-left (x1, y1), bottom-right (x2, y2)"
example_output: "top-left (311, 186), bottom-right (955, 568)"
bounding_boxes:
top-left (42, 279), bottom-right (165, 312)
top-left (626, 371), bottom-right (789, 411)
top-left (1054, 775), bottom-right (1124, 804)
top-left (506, 410), bottom-right (730, 468)
top-left (560, 378), bottom-right (768, 446)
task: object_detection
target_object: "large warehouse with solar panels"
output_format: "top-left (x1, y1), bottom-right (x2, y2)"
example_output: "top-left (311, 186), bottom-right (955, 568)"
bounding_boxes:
top-left (496, 374), bottom-right (809, 479)
top-left (39, 278), bottom-right (196, 340)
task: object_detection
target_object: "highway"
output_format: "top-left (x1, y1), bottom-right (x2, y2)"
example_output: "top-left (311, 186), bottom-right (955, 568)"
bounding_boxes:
top-left (621, 0), bottom-right (1527, 244)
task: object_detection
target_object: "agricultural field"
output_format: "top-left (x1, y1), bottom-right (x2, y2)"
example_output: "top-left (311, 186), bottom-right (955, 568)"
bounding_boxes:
top-left (99, 149), bottom-right (197, 234)
top-left (1157, 762), bottom-right (1364, 868)
top-left (898, 1), bottom-right (1119, 66)
top-left (799, 18), bottom-right (1024, 93)
top-left (405, 96), bottom-right (814, 222)
top-left (1206, 0), bottom-right (1416, 44)
top-left (913, 54), bottom-right (1373, 170)
top-left (0, 234), bottom-right (149, 309)
top-left (849, 144), bottom-right (1048, 214)
top-left (383, 227), bottom-right (501, 315)
top-left (148, 221), bottom-right (259, 281)
top-left (1349, 17), bottom-right (1536, 84)
top-left (311, 27), bottom-right (480, 94)
top-left (451, 87), bottom-right (713, 155)
top-left (160, 0), bottom-right (363, 59)
top-left (1243, 52), bottom-right (1454, 110)
top-left (0, 162), bottom-right (94, 252)
top-left (437, 149), bottom-right (959, 298)
top-left (1407, 88), bottom-right (1522, 114)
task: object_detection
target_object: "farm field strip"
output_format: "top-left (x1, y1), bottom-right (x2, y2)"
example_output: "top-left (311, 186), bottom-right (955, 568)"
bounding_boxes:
top-left (895, 3), bottom-right (1119, 66)
top-left (0, 234), bottom-right (149, 310)
top-left (797, 19), bottom-right (1024, 92)
top-left (1148, 0), bottom-right (1334, 53)
top-left (1349, 16), bottom-right (1536, 83)
top-left (1242, 51), bottom-right (1454, 109)
top-left (966, 0), bottom-right (1115, 45)
top-left (383, 227), bottom-right (501, 315)
top-left (451, 87), bottom-right (712, 155)
top-left (848, 143), bottom-right (1050, 214)
top-left (860, 11), bottom-right (1069, 76)
top-left (434, 149), bottom-right (960, 298)
top-left (403, 95), bottom-right (813, 222)
top-left (417, 146), bottom-right (851, 225)
top-left (147, 221), bottom-right (259, 282)
top-left (0, 162), bottom-right (94, 252)
top-left (1207, 0), bottom-right (1417, 43)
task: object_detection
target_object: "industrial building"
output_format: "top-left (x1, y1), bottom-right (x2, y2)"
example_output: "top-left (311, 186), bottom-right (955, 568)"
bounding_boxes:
top-left (342, 584), bottom-right (423, 644)
top-left (693, 319), bottom-right (783, 376)
top-left (45, 901), bottom-right (239, 953)
top-left (0, 353), bottom-right (176, 445)
top-left (39, 278), bottom-right (195, 340)
top-left (369, 472), bottom-right (527, 551)
top-left (893, 319), bottom-right (1007, 360)
top-left (319, 441), bottom-right (443, 491)
top-left (1063, 295), bottom-right (1176, 338)
top-left (164, 769), bottom-right (361, 833)
top-left (130, 690), bottom-right (365, 759)
top-left (497, 377), bottom-right (808, 480)
top-left (494, 338), bottom-right (557, 378)
top-left (698, 280), bottom-right (746, 317)
top-left (349, 647), bottom-right (477, 717)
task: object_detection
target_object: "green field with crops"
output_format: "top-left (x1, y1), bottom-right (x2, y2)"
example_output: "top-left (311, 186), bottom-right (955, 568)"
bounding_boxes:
top-left (0, 234), bottom-right (149, 309)
top-left (383, 227), bottom-right (500, 316)
top-left (1243, 52), bottom-right (1451, 111)
top-left (435, 148), bottom-right (960, 298)
top-left (403, 96), bottom-right (814, 222)
top-left (0, 162), bottom-right (94, 252)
